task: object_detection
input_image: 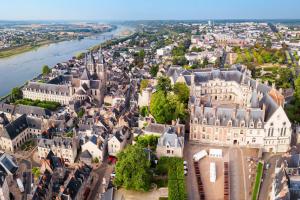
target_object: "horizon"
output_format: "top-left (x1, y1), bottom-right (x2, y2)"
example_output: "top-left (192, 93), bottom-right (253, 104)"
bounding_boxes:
top-left (1, 0), bottom-right (300, 21)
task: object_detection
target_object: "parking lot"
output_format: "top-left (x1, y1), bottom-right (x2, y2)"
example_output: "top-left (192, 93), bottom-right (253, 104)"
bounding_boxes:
top-left (184, 142), bottom-right (259, 200)
top-left (184, 142), bottom-right (228, 200)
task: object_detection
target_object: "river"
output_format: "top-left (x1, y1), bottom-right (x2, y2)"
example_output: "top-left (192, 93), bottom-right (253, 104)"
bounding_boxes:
top-left (0, 25), bottom-right (133, 97)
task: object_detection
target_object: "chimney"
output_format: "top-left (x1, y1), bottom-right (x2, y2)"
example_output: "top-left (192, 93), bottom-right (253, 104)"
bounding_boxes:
top-left (231, 109), bottom-right (236, 119)
top-left (177, 126), bottom-right (181, 136)
top-left (191, 104), bottom-right (195, 116)
top-left (191, 73), bottom-right (195, 86)
top-left (262, 103), bottom-right (266, 121)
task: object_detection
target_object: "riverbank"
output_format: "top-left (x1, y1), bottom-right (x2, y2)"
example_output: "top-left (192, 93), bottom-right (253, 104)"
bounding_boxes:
top-left (0, 27), bottom-right (118, 59)
top-left (0, 40), bottom-right (66, 59)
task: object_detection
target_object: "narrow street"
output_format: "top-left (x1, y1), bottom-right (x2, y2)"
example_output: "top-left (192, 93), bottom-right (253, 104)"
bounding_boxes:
top-left (259, 154), bottom-right (283, 200)
top-left (89, 163), bottom-right (114, 200)
top-left (229, 147), bottom-right (246, 200)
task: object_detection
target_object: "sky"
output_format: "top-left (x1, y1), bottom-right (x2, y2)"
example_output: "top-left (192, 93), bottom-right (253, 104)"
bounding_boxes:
top-left (1, 0), bottom-right (300, 21)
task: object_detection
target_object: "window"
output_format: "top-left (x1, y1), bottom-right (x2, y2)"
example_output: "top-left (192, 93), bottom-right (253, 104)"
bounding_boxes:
top-left (257, 122), bottom-right (262, 129)
top-left (167, 150), bottom-right (170, 154)
top-left (252, 138), bottom-right (256, 143)
top-left (228, 121), bottom-right (232, 127)
top-left (241, 121), bottom-right (245, 127)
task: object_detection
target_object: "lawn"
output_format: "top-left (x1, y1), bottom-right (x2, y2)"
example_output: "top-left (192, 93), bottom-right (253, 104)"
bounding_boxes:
top-left (20, 140), bottom-right (35, 151)
top-left (15, 98), bottom-right (61, 111)
top-left (252, 161), bottom-right (264, 200)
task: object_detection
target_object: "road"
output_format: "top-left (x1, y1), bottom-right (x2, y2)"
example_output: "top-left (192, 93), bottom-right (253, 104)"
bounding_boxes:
top-left (220, 51), bottom-right (227, 68)
top-left (229, 147), bottom-right (246, 200)
top-left (18, 159), bottom-right (32, 200)
top-left (259, 154), bottom-right (283, 200)
top-left (89, 163), bottom-right (114, 200)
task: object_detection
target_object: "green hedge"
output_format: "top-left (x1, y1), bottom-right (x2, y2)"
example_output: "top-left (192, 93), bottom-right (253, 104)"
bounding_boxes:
top-left (15, 98), bottom-right (61, 111)
top-left (156, 157), bottom-right (187, 200)
top-left (252, 161), bottom-right (264, 200)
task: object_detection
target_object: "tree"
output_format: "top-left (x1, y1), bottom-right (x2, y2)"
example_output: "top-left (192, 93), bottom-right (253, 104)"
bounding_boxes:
top-left (266, 39), bottom-right (272, 49)
top-left (42, 65), bottom-right (51, 76)
top-left (93, 157), bottom-right (99, 163)
top-left (202, 57), bottom-right (209, 66)
top-left (150, 65), bottom-right (159, 77)
top-left (139, 106), bottom-right (149, 117)
top-left (150, 91), bottom-right (170, 124)
top-left (150, 91), bottom-right (187, 124)
top-left (114, 145), bottom-right (152, 191)
top-left (11, 87), bottom-right (22, 101)
top-left (77, 108), bottom-right (85, 118)
top-left (156, 76), bottom-right (172, 94)
top-left (138, 49), bottom-right (145, 59)
top-left (172, 56), bottom-right (188, 65)
top-left (140, 79), bottom-right (149, 93)
top-left (32, 167), bottom-right (41, 179)
top-left (173, 82), bottom-right (190, 104)
top-left (136, 135), bottom-right (159, 150)
top-left (76, 52), bottom-right (85, 60)
top-left (295, 75), bottom-right (300, 101)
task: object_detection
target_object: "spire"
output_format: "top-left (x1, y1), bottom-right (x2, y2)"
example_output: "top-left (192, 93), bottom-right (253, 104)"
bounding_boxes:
top-left (98, 46), bottom-right (104, 64)
top-left (80, 67), bottom-right (90, 80)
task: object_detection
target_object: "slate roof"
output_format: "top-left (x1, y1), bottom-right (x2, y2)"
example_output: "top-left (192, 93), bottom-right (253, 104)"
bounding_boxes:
top-left (0, 103), bottom-right (14, 114)
top-left (15, 104), bottom-right (51, 118)
top-left (80, 68), bottom-right (90, 80)
top-left (31, 170), bottom-right (52, 200)
top-left (0, 113), bottom-right (9, 126)
top-left (62, 164), bottom-right (92, 199)
top-left (24, 82), bottom-right (70, 94)
top-left (0, 153), bottom-right (18, 175)
top-left (1, 114), bottom-right (28, 140)
top-left (38, 137), bottom-right (74, 149)
top-left (157, 127), bottom-right (183, 148)
top-left (80, 150), bottom-right (92, 159)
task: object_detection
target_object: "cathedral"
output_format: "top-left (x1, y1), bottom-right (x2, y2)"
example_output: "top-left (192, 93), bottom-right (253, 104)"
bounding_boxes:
top-left (22, 49), bottom-right (107, 106)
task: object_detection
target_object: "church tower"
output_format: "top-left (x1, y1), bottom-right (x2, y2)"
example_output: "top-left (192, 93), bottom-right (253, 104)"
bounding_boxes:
top-left (86, 52), bottom-right (95, 75)
top-left (95, 47), bottom-right (107, 83)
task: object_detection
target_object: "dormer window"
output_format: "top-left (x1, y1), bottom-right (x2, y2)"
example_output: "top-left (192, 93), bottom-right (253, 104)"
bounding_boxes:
top-left (216, 119), bottom-right (220, 126)
top-left (250, 121), bottom-right (254, 128)
top-left (228, 120), bottom-right (232, 127)
top-left (257, 122), bottom-right (262, 129)
top-left (240, 121), bottom-right (245, 127)
top-left (202, 118), bottom-right (207, 125)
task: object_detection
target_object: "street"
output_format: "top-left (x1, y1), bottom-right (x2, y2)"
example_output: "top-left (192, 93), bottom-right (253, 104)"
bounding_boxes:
top-left (89, 162), bottom-right (114, 200)
top-left (229, 147), bottom-right (246, 200)
top-left (259, 154), bottom-right (283, 200)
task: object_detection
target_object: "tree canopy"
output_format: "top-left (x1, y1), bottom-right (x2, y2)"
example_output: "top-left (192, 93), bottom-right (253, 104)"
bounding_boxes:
top-left (156, 76), bottom-right (172, 94)
top-left (136, 135), bottom-right (159, 151)
top-left (42, 65), bottom-right (51, 76)
top-left (173, 82), bottom-right (190, 104)
top-left (140, 79), bottom-right (149, 93)
top-left (11, 87), bottom-right (22, 102)
top-left (150, 65), bottom-right (159, 77)
top-left (150, 91), bottom-right (187, 124)
top-left (114, 145), bottom-right (152, 191)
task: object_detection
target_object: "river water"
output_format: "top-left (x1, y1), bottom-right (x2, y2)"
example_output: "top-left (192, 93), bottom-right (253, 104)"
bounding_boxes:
top-left (0, 25), bottom-right (132, 97)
